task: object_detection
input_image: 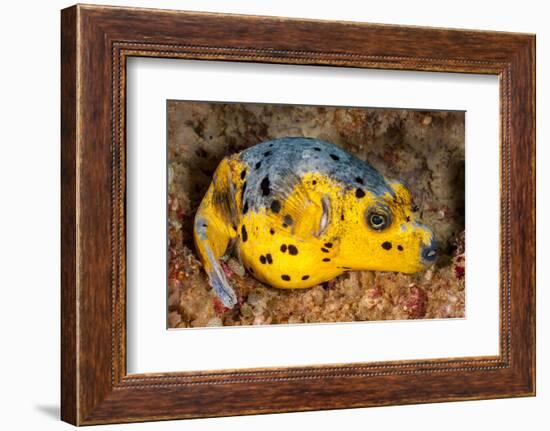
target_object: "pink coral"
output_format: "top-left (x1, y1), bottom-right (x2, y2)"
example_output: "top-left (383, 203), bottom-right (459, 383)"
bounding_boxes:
top-left (403, 286), bottom-right (428, 319)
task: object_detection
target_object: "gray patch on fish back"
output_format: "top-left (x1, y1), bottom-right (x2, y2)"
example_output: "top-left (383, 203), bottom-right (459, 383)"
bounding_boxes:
top-left (239, 137), bottom-right (392, 212)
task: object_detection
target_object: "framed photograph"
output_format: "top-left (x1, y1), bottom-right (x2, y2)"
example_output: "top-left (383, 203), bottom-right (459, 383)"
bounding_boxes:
top-left (61, 4), bottom-right (535, 425)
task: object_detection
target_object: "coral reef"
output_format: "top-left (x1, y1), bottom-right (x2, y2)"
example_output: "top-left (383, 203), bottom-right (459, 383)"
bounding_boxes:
top-left (167, 102), bottom-right (465, 328)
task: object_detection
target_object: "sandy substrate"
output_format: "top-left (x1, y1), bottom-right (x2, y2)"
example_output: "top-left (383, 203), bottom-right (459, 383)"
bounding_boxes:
top-left (167, 102), bottom-right (465, 328)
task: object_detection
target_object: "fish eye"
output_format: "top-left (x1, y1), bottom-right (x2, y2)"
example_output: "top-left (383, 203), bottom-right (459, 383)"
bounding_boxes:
top-left (366, 208), bottom-right (391, 231)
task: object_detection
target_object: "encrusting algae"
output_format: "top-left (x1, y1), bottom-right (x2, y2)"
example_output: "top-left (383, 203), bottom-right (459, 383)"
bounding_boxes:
top-left (168, 102), bottom-right (465, 328)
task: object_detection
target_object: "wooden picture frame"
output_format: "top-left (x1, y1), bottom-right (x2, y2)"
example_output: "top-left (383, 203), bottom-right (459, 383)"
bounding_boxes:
top-left (61, 4), bottom-right (535, 425)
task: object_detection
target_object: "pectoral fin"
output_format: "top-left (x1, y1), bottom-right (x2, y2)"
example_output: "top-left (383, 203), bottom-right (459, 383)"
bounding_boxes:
top-left (261, 168), bottom-right (323, 238)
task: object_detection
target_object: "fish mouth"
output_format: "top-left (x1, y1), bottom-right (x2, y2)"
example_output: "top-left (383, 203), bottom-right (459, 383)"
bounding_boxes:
top-left (421, 237), bottom-right (439, 264)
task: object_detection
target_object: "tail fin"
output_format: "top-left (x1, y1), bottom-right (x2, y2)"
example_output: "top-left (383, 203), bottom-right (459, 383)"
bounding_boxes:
top-left (204, 244), bottom-right (238, 307)
top-left (193, 158), bottom-right (239, 308)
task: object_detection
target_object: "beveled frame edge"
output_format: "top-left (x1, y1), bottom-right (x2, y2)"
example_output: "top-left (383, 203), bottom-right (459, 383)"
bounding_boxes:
top-left (61, 4), bottom-right (535, 425)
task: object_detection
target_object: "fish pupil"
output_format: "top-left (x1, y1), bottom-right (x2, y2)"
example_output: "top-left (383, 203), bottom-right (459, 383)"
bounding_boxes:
top-left (368, 212), bottom-right (388, 230)
top-left (372, 215), bottom-right (384, 226)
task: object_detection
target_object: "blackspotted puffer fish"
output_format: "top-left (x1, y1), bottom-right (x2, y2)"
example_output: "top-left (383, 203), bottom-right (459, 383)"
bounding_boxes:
top-left (194, 137), bottom-right (437, 307)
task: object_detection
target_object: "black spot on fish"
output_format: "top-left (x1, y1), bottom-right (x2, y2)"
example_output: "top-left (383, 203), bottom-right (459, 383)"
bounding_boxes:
top-left (270, 200), bottom-right (281, 213)
top-left (302, 275), bottom-right (310, 280)
top-left (323, 258), bottom-right (331, 262)
top-left (281, 274), bottom-right (291, 281)
top-left (263, 151), bottom-right (272, 157)
top-left (280, 244), bottom-right (287, 253)
top-left (324, 242), bottom-right (333, 248)
top-left (341, 213), bottom-right (345, 221)
top-left (260, 255), bottom-right (266, 264)
top-left (355, 188), bottom-right (366, 198)
top-left (382, 241), bottom-right (392, 250)
top-left (312, 180), bottom-right (317, 185)
top-left (255, 161), bottom-right (262, 170)
top-left (397, 245), bottom-right (404, 251)
top-left (260, 176), bottom-right (270, 196)
top-left (242, 200), bottom-right (249, 214)
top-left (202, 223), bottom-right (208, 228)
top-left (288, 245), bottom-right (298, 255)
top-left (313, 147), bottom-right (321, 151)
top-left (321, 248), bottom-right (329, 253)
top-left (266, 253), bottom-right (273, 264)
top-left (270, 228), bottom-right (275, 235)
top-left (241, 225), bottom-right (248, 242)
top-left (406, 215), bottom-right (411, 222)
top-left (330, 154), bottom-right (340, 161)
top-left (283, 215), bottom-right (293, 226)
top-left (355, 176), bottom-right (364, 185)
top-left (240, 169), bottom-right (246, 180)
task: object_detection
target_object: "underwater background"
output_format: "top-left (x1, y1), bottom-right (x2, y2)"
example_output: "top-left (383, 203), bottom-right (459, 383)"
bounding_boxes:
top-left (167, 101), bottom-right (465, 328)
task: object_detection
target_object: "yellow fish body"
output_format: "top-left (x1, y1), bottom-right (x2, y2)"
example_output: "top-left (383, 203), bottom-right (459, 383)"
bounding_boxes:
top-left (194, 138), bottom-right (437, 307)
